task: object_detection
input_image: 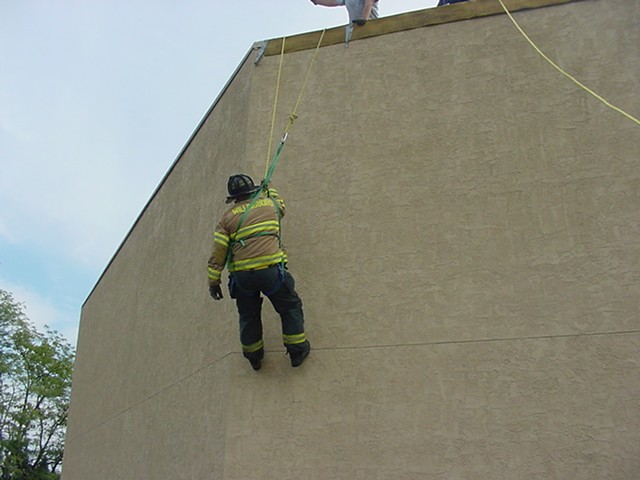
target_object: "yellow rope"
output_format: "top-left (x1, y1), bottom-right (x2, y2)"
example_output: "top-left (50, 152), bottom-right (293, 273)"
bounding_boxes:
top-left (497, 0), bottom-right (640, 126)
top-left (264, 29), bottom-right (327, 177)
top-left (265, 37), bottom-right (287, 177)
top-left (287, 29), bottom-right (326, 132)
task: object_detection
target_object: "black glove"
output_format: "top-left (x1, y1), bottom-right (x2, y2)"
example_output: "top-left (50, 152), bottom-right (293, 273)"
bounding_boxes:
top-left (209, 284), bottom-right (223, 301)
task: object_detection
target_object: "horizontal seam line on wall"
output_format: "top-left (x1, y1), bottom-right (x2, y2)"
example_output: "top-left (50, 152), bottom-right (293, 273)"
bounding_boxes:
top-left (305, 329), bottom-right (640, 352)
top-left (68, 328), bottom-right (639, 443)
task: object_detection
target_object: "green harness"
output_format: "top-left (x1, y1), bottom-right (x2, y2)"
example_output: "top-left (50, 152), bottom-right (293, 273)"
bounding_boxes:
top-left (224, 188), bottom-right (284, 270)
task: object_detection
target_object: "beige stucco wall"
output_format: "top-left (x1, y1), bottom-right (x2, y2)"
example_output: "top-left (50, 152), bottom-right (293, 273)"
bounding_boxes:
top-left (63, 0), bottom-right (639, 478)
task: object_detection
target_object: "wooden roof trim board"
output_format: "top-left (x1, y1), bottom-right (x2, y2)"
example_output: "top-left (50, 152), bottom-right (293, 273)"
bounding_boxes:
top-left (261, 0), bottom-right (584, 56)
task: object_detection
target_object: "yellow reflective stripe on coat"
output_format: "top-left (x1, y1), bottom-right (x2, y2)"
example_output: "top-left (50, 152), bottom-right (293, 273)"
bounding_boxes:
top-left (242, 339), bottom-right (264, 353)
top-left (229, 252), bottom-right (285, 272)
top-left (268, 188), bottom-right (284, 203)
top-left (213, 231), bottom-right (229, 248)
top-left (231, 220), bottom-right (279, 242)
top-left (208, 266), bottom-right (222, 282)
top-left (268, 190), bottom-right (285, 210)
top-left (283, 333), bottom-right (306, 345)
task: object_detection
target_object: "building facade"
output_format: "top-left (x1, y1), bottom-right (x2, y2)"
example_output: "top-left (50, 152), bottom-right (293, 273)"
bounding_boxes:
top-left (62, 0), bottom-right (640, 478)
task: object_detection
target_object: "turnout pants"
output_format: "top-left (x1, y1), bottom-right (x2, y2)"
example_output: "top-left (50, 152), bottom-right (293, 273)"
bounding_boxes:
top-left (229, 265), bottom-right (306, 362)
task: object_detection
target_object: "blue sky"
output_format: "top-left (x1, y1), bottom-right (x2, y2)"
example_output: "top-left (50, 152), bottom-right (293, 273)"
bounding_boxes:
top-left (0, 0), bottom-right (439, 346)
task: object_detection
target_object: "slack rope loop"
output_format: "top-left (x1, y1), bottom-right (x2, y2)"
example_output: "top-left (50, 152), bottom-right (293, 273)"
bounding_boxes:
top-left (497, 0), bottom-right (639, 127)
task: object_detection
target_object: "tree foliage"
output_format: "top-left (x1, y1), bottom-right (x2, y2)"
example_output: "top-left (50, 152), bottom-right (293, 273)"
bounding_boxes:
top-left (0, 289), bottom-right (74, 480)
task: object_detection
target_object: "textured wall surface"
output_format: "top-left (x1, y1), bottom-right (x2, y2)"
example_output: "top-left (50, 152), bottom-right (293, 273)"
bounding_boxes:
top-left (62, 0), bottom-right (639, 478)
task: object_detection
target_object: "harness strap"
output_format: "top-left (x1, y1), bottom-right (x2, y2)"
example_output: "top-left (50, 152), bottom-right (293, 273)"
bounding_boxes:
top-left (263, 264), bottom-right (285, 297)
top-left (225, 190), bottom-right (284, 269)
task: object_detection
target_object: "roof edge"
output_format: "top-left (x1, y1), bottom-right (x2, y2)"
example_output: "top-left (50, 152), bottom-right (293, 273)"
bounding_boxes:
top-left (263, 0), bottom-right (584, 55)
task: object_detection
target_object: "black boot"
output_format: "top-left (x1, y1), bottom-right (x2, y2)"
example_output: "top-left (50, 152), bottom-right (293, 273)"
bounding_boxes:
top-left (289, 341), bottom-right (310, 368)
top-left (245, 349), bottom-right (264, 371)
top-left (249, 358), bottom-right (262, 371)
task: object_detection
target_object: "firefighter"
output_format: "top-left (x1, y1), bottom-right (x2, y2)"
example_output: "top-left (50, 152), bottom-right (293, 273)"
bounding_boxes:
top-left (207, 174), bottom-right (310, 371)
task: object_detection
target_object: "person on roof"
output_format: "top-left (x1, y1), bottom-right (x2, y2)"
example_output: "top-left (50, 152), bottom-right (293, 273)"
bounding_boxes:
top-left (310, 0), bottom-right (379, 26)
top-left (207, 174), bottom-right (310, 371)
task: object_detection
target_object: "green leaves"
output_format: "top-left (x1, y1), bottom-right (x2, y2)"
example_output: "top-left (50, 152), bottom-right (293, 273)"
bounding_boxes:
top-left (0, 289), bottom-right (74, 480)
